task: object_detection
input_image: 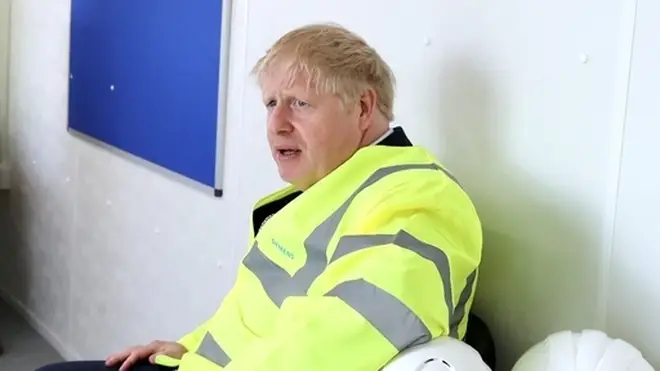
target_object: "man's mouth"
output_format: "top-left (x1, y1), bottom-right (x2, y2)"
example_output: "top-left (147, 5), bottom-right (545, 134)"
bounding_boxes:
top-left (277, 148), bottom-right (302, 158)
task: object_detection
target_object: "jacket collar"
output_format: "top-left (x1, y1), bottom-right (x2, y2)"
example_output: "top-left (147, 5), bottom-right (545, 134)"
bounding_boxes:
top-left (377, 126), bottom-right (413, 147)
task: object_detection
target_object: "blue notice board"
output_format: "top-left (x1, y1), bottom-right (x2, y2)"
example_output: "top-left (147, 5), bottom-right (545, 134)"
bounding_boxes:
top-left (68, 0), bottom-right (230, 196)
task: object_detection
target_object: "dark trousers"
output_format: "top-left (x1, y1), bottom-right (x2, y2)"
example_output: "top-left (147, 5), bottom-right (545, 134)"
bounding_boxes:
top-left (36, 360), bottom-right (177, 371)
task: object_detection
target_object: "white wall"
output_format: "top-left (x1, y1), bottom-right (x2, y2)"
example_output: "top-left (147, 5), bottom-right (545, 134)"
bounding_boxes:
top-left (1, 0), bottom-right (658, 370)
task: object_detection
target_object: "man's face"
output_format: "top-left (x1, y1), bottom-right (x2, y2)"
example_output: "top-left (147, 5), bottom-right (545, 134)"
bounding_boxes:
top-left (260, 62), bottom-right (365, 190)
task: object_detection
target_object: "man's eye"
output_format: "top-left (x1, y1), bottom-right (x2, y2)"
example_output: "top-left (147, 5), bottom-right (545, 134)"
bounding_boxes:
top-left (293, 99), bottom-right (308, 108)
top-left (265, 100), bottom-right (276, 108)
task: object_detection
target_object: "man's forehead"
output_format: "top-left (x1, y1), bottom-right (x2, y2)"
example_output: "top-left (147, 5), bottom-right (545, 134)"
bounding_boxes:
top-left (260, 66), bottom-right (317, 97)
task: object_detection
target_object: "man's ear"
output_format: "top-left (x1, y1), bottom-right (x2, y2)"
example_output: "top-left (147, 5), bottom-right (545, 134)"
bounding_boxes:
top-left (358, 89), bottom-right (378, 130)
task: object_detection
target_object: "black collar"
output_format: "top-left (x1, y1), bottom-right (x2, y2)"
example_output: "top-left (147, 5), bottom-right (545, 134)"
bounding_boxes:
top-left (377, 126), bottom-right (413, 147)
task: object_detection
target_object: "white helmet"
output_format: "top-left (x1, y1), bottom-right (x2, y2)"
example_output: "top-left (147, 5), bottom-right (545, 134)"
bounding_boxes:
top-left (383, 337), bottom-right (491, 371)
top-left (512, 329), bottom-right (654, 371)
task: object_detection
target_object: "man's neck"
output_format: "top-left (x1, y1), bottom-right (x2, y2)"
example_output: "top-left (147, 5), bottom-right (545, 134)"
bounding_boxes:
top-left (359, 123), bottom-right (391, 147)
top-left (369, 127), bottom-right (393, 145)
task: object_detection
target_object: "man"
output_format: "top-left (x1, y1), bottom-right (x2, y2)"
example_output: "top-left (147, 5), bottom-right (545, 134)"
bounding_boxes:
top-left (38, 23), bottom-right (482, 371)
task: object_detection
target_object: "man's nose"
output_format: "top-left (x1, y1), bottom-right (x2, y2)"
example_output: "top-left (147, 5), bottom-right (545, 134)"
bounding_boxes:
top-left (268, 105), bottom-right (293, 134)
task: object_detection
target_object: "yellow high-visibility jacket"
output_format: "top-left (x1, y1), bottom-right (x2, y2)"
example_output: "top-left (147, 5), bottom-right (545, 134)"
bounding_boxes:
top-left (156, 128), bottom-right (483, 371)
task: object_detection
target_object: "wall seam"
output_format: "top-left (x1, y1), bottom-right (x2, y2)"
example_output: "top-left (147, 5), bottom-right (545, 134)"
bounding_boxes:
top-left (596, 0), bottom-right (640, 331)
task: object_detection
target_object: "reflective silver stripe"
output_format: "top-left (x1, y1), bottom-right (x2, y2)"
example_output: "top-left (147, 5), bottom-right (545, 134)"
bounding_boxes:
top-left (450, 268), bottom-right (478, 338)
top-left (332, 232), bottom-right (453, 322)
top-left (325, 278), bottom-right (431, 351)
top-left (197, 332), bottom-right (231, 367)
top-left (329, 234), bottom-right (394, 262)
top-left (242, 240), bottom-right (304, 306)
top-left (332, 231), bottom-right (474, 340)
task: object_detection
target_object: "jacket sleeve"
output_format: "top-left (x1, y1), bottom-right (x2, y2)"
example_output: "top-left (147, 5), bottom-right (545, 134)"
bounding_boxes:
top-left (224, 194), bottom-right (483, 371)
top-left (177, 320), bottom-right (210, 351)
top-left (152, 319), bottom-right (211, 367)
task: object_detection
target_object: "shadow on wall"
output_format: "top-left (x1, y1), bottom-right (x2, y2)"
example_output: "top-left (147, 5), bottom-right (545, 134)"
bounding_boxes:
top-left (436, 56), bottom-right (603, 370)
top-left (0, 166), bottom-right (35, 310)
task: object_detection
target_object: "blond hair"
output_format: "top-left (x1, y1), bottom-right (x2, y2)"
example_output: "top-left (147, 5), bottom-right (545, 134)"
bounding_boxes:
top-left (251, 23), bottom-right (396, 121)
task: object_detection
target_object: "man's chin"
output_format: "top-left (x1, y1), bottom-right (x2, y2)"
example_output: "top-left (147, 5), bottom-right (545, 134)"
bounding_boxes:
top-left (278, 168), bottom-right (299, 184)
top-left (279, 171), bottom-right (314, 191)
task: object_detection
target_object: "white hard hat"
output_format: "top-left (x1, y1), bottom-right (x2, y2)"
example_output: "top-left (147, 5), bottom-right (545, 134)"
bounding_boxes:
top-left (512, 329), bottom-right (654, 371)
top-left (383, 337), bottom-right (491, 371)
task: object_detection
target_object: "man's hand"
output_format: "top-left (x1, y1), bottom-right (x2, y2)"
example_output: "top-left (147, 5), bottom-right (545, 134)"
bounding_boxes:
top-left (105, 340), bottom-right (187, 371)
